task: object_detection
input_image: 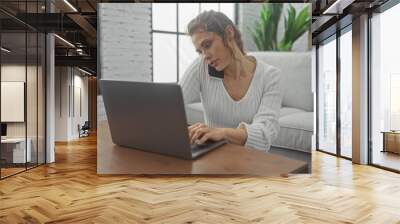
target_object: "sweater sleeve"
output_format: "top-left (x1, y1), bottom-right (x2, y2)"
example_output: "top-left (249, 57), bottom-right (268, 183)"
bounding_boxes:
top-left (239, 68), bottom-right (282, 152)
top-left (178, 56), bottom-right (202, 104)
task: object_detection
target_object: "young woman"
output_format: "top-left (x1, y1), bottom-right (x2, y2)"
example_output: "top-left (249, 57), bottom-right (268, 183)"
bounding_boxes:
top-left (179, 10), bottom-right (282, 151)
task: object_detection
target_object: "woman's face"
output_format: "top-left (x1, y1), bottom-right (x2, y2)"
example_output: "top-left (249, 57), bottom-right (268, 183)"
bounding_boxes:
top-left (191, 31), bottom-right (232, 71)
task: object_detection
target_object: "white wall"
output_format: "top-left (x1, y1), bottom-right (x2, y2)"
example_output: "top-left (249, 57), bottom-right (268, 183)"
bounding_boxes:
top-left (55, 67), bottom-right (89, 141)
top-left (1, 65), bottom-right (40, 137)
top-left (72, 73), bottom-right (89, 138)
top-left (1, 65), bottom-right (27, 139)
top-left (97, 3), bottom-right (152, 121)
top-left (238, 3), bottom-right (311, 52)
top-left (55, 66), bottom-right (69, 141)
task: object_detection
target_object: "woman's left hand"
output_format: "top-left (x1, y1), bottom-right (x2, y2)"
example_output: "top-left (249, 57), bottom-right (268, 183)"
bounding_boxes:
top-left (188, 123), bottom-right (226, 144)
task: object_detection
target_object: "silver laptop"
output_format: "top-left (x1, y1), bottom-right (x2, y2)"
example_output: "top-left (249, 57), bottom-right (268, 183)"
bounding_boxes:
top-left (100, 80), bottom-right (227, 160)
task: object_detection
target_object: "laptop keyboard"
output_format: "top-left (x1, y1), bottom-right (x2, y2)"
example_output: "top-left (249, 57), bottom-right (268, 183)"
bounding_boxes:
top-left (191, 140), bottom-right (224, 151)
top-left (191, 142), bottom-right (211, 151)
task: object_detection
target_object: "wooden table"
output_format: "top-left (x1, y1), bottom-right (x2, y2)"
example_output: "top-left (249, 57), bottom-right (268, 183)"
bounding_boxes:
top-left (97, 120), bottom-right (308, 176)
top-left (381, 131), bottom-right (400, 154)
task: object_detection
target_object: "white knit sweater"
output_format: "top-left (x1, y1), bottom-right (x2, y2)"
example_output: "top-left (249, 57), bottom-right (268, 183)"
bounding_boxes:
top-left (178, 56), bottom-right (282, 151)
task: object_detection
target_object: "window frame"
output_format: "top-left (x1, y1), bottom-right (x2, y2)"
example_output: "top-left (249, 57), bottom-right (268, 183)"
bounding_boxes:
top-left (368, 0), bottom-right (400, 173)
top-left (315, 24), bottom-right (353, 161)
top-left (151, 3), bottom-right (237, 83)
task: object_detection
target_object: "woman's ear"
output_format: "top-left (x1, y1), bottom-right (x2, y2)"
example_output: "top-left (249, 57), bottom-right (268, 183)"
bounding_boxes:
top-left (224, 25), bottom-right (235, 41)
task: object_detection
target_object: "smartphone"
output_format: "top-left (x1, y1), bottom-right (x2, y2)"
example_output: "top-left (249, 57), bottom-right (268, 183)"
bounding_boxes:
top-left (208, 65), bottom-right (224, 78)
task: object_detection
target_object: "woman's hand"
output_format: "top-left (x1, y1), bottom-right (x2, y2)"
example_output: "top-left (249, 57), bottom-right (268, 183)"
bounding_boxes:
top-left (188, 123), bottom-right (226, 144)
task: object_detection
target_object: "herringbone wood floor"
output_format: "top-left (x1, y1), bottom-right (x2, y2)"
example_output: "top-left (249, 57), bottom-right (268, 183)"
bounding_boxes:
top-left (1, 135), bottom-right (400, 224)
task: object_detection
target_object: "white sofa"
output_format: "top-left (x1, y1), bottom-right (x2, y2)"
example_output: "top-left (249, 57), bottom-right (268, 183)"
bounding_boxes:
top-left (184, 52), bottom-right (313, 169)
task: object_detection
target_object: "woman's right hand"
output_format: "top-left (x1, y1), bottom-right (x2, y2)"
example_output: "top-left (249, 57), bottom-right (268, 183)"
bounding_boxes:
top-left (188, 122), bottom-right (208, 144)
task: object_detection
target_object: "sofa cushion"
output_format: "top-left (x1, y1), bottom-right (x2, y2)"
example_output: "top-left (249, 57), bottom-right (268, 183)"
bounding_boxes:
top-left (273, 112), bottom-right (313, 153)
top-left (249, 52), bottom-right (313, 112)
top-left (280, 107), bottom-right (306, 117)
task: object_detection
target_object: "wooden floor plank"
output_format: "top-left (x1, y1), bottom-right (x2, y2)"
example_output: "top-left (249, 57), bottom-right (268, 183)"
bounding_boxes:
top-left (0, 134), bottom-right (399, 223)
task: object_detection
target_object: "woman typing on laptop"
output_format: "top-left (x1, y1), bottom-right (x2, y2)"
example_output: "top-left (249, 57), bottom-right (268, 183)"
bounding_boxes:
top-left (179, 10), bottom-right (282, 152)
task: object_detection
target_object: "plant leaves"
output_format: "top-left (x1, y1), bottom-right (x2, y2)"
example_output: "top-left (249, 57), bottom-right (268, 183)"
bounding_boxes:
top-left (250, 3), bottom-right (309, 51)
top-left (280, 4), bottom-right (310, 51)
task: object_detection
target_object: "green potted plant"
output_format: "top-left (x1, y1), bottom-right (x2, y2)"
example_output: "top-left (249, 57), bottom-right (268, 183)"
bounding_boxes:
top-left (250, 3), bottom-right (311, 51)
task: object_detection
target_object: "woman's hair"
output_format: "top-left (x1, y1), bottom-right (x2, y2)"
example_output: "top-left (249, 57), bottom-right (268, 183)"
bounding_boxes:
top-left (187, 10), bottom-right (245, 55)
